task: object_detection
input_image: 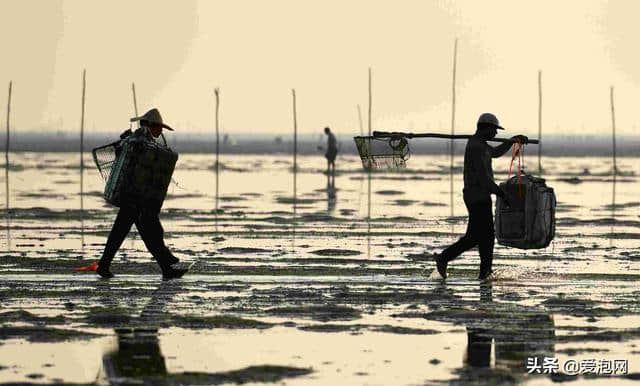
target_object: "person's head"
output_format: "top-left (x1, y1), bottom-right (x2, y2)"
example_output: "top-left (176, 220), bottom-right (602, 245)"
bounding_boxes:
top-left (324, 126), bottom-right (331, 135)
top-left (130, 108), bottom-right (174, 138)
top-left (142, 120), bottom-right (164, 138)
top-left (476, 113), bottom-right (503, 140)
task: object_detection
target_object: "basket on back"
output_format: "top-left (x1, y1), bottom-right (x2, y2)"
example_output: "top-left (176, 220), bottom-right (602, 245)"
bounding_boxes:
top-left (93, 135), bottom-right (178, 211)
top-left (495, 174), bottom-right (556, 249)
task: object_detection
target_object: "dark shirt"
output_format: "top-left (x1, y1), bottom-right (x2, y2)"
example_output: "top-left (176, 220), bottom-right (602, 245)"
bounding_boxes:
top-left (326, 132), bottom-right (337, 158)
top-left (463, 133), bottom-right (511, 204)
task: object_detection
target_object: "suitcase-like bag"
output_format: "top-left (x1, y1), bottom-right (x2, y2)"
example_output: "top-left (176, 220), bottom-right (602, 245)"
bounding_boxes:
top-left (495, 174), bottom-right (556, 249)
top-left (103, 135), bottom-right (178, 211)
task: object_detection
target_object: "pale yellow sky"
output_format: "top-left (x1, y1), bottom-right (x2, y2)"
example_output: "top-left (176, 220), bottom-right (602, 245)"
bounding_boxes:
top-left (1, 0), bottom-right (639, 136)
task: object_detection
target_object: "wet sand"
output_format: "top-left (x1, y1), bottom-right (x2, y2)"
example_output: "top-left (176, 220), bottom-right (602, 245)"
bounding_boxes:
top-left (0, 153), bottom-right (639, 384)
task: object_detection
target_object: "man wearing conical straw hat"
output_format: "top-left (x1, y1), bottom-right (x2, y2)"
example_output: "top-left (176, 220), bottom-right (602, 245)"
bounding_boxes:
top-left (97, 108), bottom-right (187, 280)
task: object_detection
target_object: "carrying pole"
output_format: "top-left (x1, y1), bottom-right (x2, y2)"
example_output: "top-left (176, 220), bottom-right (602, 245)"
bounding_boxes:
top-left (371, 131), bottom-right (539, 144)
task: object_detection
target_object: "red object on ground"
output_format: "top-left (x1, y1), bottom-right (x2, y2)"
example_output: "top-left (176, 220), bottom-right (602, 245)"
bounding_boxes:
top-left (73, 261), bottom-right (98, 272)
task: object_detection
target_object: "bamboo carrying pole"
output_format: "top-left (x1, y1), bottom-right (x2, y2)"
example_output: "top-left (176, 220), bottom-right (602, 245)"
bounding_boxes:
top-left (538, 70), bottom-right (542, 175)
top-left (131, 82), bottom-right (139, 116)
top-left (610, 86), bottom-right (617, 176)
top-left (372, 131), bottom-right (539, 144)
top-left (5, 81), bottom-right (12, 210)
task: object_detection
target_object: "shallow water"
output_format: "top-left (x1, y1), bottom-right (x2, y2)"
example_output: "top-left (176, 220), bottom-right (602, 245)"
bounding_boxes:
top-left (0, 153), bottom-right (639, 384)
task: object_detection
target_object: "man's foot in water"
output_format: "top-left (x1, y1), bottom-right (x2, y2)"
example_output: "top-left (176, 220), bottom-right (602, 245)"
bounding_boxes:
top-left (96, 264), bottom-right (114, 279)
top-left (478, 269), bottom-right (494, 281)
top-left (167, 255), bottom-right (179, 265)
top-left (162, 267), bottom-right (187, 281)
top-left (433, 253), bottom-right (447, 279)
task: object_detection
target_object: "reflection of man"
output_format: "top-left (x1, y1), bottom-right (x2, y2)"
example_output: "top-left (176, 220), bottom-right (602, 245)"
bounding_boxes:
top-left (324, 126), bottom-right (337, 176)
top-left (97, 108), bottom-right (186, 280)
top-left (434, 113), bottom-right (528, 280)
top-left (464, 283), bottom-right (555, 373)
top-left (102, 328), bottom-right (167, 380)
top-left (327, 179), bottom-right (336, 214)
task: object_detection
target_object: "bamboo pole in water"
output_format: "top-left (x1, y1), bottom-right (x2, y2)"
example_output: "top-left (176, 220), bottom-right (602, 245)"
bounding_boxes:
top-left (538, 70), bottom-right (542, 175)
top-left (610, 86), bottom-right (617, 176)
top-left (5, 81), bottom-right (12, 210)
top-left (131, 82), bottom-right (139, 116)
top-left (80, 71), bottom-right (86, 252)
top-left (366, 69), bottom-right (372, 257)
top-left (80, 70), bottom-right (86, 195)
top-left (357, 104), bottom-right (363, 136)
top-left (450, 38), bottom-right (458, 217)
top-left (368, 68), bottom-right (372, 137)
top-left (214, 87), bottom-right (220, 211)
top-left (292, 89), bottom-right (297, 206)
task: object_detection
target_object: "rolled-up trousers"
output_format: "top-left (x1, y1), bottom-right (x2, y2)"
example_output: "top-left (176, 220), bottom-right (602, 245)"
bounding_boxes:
top-left (99, 205), bottom-right (176, 269)
top-left (441, 198), bottom-right (494, 273)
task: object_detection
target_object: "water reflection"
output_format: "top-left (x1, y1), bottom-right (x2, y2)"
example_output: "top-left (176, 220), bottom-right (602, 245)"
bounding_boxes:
top-left (80, 164), bottom-right (85, 253)
top-left (609, 172), bottom-right (616, 247)
top-left (463, 283), bottom-right (555, 373)
top-left (367, 171), bottom-right (371, 259)
top-left (426, 282), bottom-right (555, 382)
top-left (326, 173), bottom-right (336, 214)
top-left (4, 155), bottom-right (9, 252)
top-left (101, 281), bottom-right (182, 383)
top-left (292, 157), bottom-right (297, 252)
top-left (102, 327), bottom-right (167, 380)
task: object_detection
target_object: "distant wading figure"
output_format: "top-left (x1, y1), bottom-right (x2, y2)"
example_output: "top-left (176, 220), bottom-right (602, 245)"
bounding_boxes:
top-left (324, 126), bottom-right (337, 178)
top-left (433, 113), bottom-right (528, 281)
top-left (97, 108), bottom-right (187, 280)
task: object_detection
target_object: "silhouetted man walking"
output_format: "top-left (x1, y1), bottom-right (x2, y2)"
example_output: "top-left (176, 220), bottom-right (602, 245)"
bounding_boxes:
top-left (97, 108), bottom-right (186, 280)
top-left (434, 113), bottom-right (527, 280)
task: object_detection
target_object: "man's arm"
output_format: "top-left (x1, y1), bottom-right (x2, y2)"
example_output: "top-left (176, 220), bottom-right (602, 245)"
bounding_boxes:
top-left (489, 141), bottom-right (512, 158)
top-left (490, 135), bottom-right (530, 158)
top-left (469, 143), bottom-right (505, 200)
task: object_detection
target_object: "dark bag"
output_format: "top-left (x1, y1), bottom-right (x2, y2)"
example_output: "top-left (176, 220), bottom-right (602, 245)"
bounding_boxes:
top-left (495, 174), bottom-right (556, 249)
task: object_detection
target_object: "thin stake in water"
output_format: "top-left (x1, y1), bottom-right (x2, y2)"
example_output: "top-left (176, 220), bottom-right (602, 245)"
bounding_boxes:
top-left (610, 85), bottom-right (617, 175)
top-left (538, 70), bottom-right (543, 175)
top-left (5, 81), bottom-right (12, 211)
top-left (450, 38), bottom-right (458, 218)
top-left (5, 81), bottom-right (12, 252)
top-left (80, 70), bottom-right (86, 252)
top-left (214, 87), bottom-right (220, 214)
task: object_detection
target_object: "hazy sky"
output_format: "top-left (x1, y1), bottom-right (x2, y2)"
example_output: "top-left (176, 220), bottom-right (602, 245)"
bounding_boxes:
top-left (1, 0), bottom-right (639, 136)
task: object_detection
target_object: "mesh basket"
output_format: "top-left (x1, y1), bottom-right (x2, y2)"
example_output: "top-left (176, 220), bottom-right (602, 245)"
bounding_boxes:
top-left (354, 136), bottom-right (410, 170)
top-left (92, 141), bottom-right (120, 181)
top-left (92, 132), bottom-right (167, 181)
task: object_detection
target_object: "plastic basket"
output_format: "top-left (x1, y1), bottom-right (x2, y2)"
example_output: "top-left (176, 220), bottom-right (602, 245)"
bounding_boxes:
top-left (92, 141), bottom-right (120, 181)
